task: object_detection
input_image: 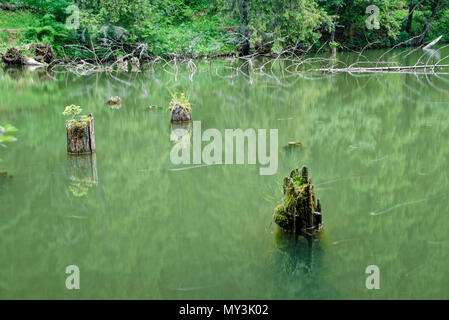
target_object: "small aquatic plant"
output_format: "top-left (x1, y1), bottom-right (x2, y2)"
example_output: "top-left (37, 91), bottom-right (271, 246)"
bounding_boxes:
top-left (62, 104), bottom-right (83, 121)
top-left (169, 92), bottom-right (191, 112)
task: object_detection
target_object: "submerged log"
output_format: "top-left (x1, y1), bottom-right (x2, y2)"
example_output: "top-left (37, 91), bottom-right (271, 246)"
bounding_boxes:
top-left (315, 64), bottom-right (449, 73)
top-left (66, 114), bottom-right (96, 154)
top-left (273, 165), bottom-right (323, 237)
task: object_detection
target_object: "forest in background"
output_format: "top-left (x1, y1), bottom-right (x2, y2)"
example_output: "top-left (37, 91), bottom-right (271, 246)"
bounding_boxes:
top-left (0, 0), bottom-right (449, 60)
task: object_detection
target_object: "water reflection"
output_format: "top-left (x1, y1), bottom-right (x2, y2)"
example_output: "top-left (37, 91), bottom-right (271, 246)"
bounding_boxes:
top-left (170, 122), bottom-right (192, 147)
top-left (67, 153), bottom-right (98, 198)
top-left (2, 47), bottom-right (449, 299)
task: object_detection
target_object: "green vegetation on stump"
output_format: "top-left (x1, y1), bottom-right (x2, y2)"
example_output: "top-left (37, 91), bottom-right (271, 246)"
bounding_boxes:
top-left (274, 165), bottom-right (323, 237)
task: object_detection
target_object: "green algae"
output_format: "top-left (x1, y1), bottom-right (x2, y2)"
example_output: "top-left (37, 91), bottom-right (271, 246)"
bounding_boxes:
top-left (273, 165), bottom-right (323, 237)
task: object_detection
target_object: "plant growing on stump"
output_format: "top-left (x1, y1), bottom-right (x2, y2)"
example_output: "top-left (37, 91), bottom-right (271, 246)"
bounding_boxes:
top-left (63, 104), bottom-right (88, 138)
top-left (273, 165), bottom-right (323, 238)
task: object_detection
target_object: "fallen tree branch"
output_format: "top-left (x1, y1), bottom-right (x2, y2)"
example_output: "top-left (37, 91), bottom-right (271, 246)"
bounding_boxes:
top-left (314, 64), bottom-right (449, 73)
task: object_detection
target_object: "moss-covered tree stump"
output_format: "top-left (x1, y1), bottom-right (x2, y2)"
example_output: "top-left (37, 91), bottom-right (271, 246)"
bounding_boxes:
top-left (66, 114), bottom-right (96, 154)
top-left (273, 165), bottom-right (323, 237)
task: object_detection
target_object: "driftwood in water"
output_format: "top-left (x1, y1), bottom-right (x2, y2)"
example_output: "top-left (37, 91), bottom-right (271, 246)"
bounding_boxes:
top-left (66, 114), bottom-right (96, 154)
top-left (315, 64), bottom-right (449, 73)
top-left (273, 165), bottom-right (323, 238)
top-left (423, 35), bottom-right (443, 50)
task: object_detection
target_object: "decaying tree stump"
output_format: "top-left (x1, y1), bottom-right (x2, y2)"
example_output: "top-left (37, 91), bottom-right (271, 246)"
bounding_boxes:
top-left (1, 44), bottom-right (54, 65)
top-left (106, 96), bottom-right (122, 109)
top-left (170, 104), bottom-right (192, 122)
top-left (33, 44), bottom-right (55, 64)
top-left (66, 114), bottom-right (96, 154)
top-left (273, 165), bottom-right (323, 238)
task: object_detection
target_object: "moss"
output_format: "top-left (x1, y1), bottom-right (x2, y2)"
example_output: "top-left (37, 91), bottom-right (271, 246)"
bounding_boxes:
top-left (273, 204), bottom-right (293, 230)
top-left (67, 120), bottom-right (88, 139)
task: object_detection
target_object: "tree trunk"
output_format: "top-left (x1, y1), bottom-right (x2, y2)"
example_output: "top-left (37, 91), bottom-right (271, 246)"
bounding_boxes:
top-left (406, 1), bottom-right (415, 34)
top-left (239, 0), bottom-right (250, 56)
top-left (66, 114), bottom-right (96, 154)
top-left (417, 1), bottom-right (443, 45)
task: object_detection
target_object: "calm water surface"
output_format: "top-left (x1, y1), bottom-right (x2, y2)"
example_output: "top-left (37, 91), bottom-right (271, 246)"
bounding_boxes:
top-left (1, 48), bottom-right (449, 299)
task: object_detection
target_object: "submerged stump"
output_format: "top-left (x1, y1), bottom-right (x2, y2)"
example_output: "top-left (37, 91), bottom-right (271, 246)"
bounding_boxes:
top-left (169, 94), bottom-right (192, 122)
top-left (66, 114), bottom-right (96, 154)
top-left (170, 104), bottom-right (192, 122)
top-left (273, 165), bottom-right (323, 238)
top-left (107, 96), bottom-right (122, 107)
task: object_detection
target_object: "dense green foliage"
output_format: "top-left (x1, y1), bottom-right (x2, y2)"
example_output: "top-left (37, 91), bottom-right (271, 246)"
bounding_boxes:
top-left (1, 0), bottom-right (449, 58)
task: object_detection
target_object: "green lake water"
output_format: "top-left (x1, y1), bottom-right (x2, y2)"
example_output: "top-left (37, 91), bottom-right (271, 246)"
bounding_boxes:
top-left (1, 48), bottom-right (449, 299)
